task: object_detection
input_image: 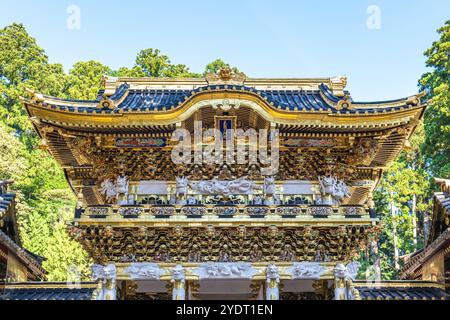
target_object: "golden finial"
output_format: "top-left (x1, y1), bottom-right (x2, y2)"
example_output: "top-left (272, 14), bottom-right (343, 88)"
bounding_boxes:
top-left (218, 67), bottom-right (233, 81)
top-left (205, 67), bottom-right (246, 85)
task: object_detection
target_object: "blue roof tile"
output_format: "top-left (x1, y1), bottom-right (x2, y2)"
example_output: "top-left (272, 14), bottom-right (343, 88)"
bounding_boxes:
top-left (41, 83), bottom-right (417, 116)
top-left (0, 284), bottom-right (97, 300)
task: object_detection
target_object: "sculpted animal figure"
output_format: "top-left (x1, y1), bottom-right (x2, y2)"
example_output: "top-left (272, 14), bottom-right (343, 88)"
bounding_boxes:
top-left (115, 176), bottom-right (129, 194)
top-left (92, 264), bottom-right (117, 300)
top-left (264, 176), bottom-right (276, 196)
top-left (334, 262), bottom-right (361, 300)
top-left (100, 176), bottom-right (129, 203)
top-left (319, 175), bottom-right (337, 195)
top-left (318, 175), bottom-right (350, 205)
top-left (176, 177), bottom-right (189, 197)
top-left (333, 180), bottom-right (350, 202)
top-left (228, 177), bottom-right (256, 194)
top-left (171, 265), bottom-right (186, 300)
top-left (100, 179), bottom-right (118, 203)
top-left (266, 264), bottom-right (280, 300)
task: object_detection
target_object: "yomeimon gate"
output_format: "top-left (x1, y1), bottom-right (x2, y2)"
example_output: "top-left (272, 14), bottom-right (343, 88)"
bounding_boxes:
top-left (12, 68), bottom-right (447, 300)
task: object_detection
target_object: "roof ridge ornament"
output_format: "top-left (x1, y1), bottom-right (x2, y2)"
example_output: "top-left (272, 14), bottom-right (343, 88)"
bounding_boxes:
top-left (330, 76), bottom-right (347, 97)
top-left (25, 88), bottom-right (45, 104)
top-left (336, 94), bottom-right (353, 111)
top-left (405, 92), bottom-right (426, 107)
top-left (205, 67), bottom-right (247, 85)
top-left (102, 75), bottom-right (119, 97)
top-left (98, 93), bottom-right (116, 110)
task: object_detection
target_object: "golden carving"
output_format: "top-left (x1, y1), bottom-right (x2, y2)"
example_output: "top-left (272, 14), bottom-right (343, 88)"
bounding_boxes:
top-left (205, 67), bottom-right (247, 84)
top-left (69, 225), bottom-right (376, 265)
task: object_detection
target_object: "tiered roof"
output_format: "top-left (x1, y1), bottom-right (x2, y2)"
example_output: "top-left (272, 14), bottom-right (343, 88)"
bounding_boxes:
top-left (0, 180), bottom-right (46, 281)
top-left (401, 178), bottom-right (450, 280)
top-left (23, 75), bottom-right (425, 133)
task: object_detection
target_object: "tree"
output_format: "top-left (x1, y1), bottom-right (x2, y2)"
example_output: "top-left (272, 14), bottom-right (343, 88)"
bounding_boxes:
top-left (42, 221), bottom-right (92, 282)
top-left (65, 61), bottom-right (111, 100)
top-left (0, 23), bottom-right (91, 280)
top-left (419, 20), bottom-right (450, 179)
top-left (134, 48), bottom-right (199, 78)
top-left (0, 23), bottom-right (67, 132)
top-left (0, 123), bottom-right (27, 182)
top-left (111, 66), bottom-right (145, 78)
top-left (358, 22), bottom-right (450, 280)
top-left (135, 48), bottom-right (170, 77)
top-left (164, 63), bottom-right (201, 78)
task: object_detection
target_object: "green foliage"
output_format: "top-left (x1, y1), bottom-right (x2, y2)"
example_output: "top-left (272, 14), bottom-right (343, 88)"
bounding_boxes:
top-left (111, 66), bottom-right (145, 78)
top-left (0, 123), bottom-right (27, 181)
top-left (419, 20), bottom-right (450, 179)
top-left (134, 48), bottom-right (200, 78)
top-left (0, 23), bottom-right (67, 132)
top-left (0, 23), bottom-right (92, 280)
top-left (357, 20), bottom-right (450, 279)
top-left (65, 61), bottom-right (111, 100)
top-left (42, 221), bottom-right (91, 282)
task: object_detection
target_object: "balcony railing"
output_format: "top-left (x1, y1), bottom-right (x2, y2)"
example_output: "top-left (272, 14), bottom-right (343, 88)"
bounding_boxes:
top-left (76, 204), bottom-right (371, 220)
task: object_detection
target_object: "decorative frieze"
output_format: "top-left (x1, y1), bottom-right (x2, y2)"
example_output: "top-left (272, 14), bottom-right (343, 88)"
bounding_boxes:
top-left (246, 207), bottom-right (269, 216)
top-left (307, 206), bottom-right (333, 216)
top-left (149, 206), bottom-right (175, 217)
top-left (67, 135), bottom-right (377, 186)
top-left (78, 204), bottom-right (369, 220)
top-left (288, 262), bottom-right (327, 279)
top-left (193, 263), bottom-right (259, 279)
top-left (213, 207), bottom-right (237, 216)
top-left (190, 178), bottom-right (261, 196)
top-left (340, 206), bottom-right (365, 217)
top-left (124, 263), bottom-right (164, 280)
top-left (85, 206), bottom-right (112, 217)
top-left (115, 137), bottom-right (167, 148)
top-left (181, 206), bottom-right (206, 217)
top-left (275, 207), bottom-right (303, 216)
top-left (119, 207), bottom-right (143, 217)
top-left (70, 225), bottom-right (378, 264)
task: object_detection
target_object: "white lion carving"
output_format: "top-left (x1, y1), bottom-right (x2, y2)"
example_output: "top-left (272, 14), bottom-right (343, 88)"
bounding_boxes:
top-left (115, 176), bottom-right (129, 194)
top-left (100, 176), bottom-right (129, 203)
top-left (266, 264), bottom-right (280, 300)
top-left (318, 175), bottom-right (350, 205)
top-left (100, 179), bottom-right (118, 202)
top-left (176, 177), bottom-right (189, 197)
top-left (171, 265), bottom-right (186, 300)
top-left (333, 180), bottom-right (350, 202)
top-left (92, 264), bottom-right (117, 300)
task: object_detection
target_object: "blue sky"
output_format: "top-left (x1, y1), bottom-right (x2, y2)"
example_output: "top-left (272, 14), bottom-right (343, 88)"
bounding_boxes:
top-left (0, 0), bottom-right (449, 100)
